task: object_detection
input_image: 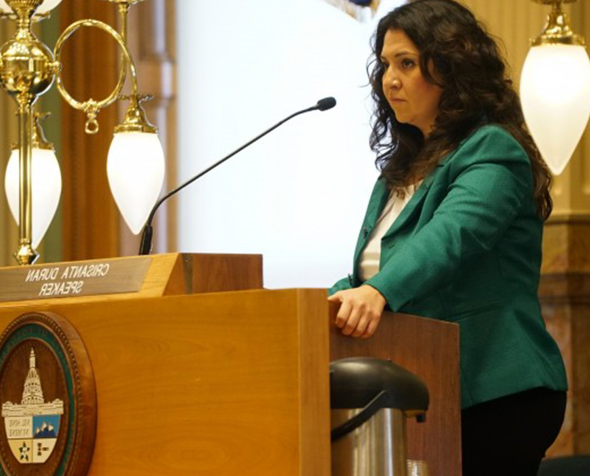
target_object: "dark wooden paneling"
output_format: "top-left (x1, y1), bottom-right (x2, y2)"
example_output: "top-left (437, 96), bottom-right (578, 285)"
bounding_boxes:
top-left (541, 219), bottom-right (590, 455)
top-left (59, 0), bottom-right (120, 260)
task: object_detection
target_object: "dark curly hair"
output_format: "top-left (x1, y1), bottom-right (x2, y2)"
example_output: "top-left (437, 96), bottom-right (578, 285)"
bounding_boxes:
top-left (369, 0), bottom-right (552, 219)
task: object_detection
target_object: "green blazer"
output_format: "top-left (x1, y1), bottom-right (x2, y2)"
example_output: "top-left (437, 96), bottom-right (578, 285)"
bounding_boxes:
top-left (330, 125), bottom-right (567, 409)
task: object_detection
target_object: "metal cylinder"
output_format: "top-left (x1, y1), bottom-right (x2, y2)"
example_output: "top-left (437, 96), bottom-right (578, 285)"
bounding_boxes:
top-left (331, 407), bottom-right (407, 476)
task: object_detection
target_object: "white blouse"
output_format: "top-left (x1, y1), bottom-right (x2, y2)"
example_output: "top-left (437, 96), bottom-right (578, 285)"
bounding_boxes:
top-left (358, 183), bottom-right (421, 282)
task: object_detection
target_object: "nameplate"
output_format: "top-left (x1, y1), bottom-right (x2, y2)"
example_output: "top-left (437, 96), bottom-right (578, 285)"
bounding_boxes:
top-left (0, 257), bottom-right (151, 302)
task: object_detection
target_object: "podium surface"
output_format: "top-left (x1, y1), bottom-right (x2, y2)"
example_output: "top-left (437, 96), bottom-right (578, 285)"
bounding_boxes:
top-left (0, 254), bottom-right (460, 476)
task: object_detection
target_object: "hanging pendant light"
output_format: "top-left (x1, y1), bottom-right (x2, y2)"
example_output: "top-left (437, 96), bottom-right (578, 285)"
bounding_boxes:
top-left (4, 113), bottom-right (62, 249)
top-left (0, 0), bottom-right (160, 264)
top-left (107, 94), bottom-right (165, 235)
top-left (521, 0), bottom-right (590, 175)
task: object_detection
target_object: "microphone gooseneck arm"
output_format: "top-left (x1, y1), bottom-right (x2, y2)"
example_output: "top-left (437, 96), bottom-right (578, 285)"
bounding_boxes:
top-left (138, 97), bottom-right (337, 255)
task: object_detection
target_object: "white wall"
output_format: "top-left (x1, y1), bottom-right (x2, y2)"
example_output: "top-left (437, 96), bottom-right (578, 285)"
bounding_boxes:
top-left (176, 0), bottom-right (404, 288)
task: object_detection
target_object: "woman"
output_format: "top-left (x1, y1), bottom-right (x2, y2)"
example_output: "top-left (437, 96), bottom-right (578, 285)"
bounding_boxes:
top-left (328, 1), bottom-right (568, 474)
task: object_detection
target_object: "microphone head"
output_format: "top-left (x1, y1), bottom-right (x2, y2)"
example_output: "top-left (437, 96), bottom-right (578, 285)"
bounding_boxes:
top-left (316, 97), bottom-right (337, 111)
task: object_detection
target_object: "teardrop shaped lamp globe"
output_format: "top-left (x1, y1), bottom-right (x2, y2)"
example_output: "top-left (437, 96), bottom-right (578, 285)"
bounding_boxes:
top-left (36, 0), bottom-right (63, 14)
top-left (0, 0), bottom-right (10, 14)
top-left (521, 44), bottom-right (590, 175)
top-left (4, 148), bottom-right (62, 249)
top-left (107, 131), bottom-right (166, 235)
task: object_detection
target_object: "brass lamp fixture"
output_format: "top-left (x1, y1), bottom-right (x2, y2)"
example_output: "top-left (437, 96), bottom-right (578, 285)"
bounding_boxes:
top-left (521, 0), bottom-right (590, 175)
top-left (0, 0), bottom-right (165, 265)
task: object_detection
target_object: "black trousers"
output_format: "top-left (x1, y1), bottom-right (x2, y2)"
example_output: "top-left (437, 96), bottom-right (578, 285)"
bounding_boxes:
top-left (461, 387), bottom-right (567, 476)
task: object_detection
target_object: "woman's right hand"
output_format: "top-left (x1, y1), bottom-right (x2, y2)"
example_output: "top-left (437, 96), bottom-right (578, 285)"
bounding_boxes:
top-left (328, 285), bottom-right (386, 338)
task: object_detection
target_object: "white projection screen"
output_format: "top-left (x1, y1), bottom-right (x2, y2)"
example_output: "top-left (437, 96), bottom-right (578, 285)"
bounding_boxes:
top-left (176, 0), bottom-right (405, 288)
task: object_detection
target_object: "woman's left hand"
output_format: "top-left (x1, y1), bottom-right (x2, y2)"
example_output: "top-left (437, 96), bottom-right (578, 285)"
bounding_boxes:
top-left (328, 285), bottom-right (387, 338)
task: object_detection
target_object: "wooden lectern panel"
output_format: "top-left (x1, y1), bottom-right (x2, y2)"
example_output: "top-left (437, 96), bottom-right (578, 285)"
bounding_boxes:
top-left (329, 306), bottom-right (461, 476)
top-left (0, 251), bottom-right (460, 476)
top-left (161, 253), bottom-right (263, 295)
top-left (0, 289), bottom-right (330, 476)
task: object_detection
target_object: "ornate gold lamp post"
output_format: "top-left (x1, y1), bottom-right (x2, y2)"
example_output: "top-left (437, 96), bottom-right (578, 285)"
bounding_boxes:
top-left (0, 0), bottom-right (165, 265)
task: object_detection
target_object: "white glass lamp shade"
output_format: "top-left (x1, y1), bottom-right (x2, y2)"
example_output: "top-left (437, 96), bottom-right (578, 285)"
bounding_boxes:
top-left (521, 45), bottom-right (590, 175)
top-left (36, 0), bottom-right (63, 15)
top-left (107, 132), bottom-right (165, 235)
top-left (4, 148), bottom-right (62, 249)
top-left (0, 0), bottom-right (63, 14)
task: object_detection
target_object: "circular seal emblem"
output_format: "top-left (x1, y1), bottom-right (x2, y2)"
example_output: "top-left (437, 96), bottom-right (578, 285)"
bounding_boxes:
top-left (0, 312), bottom-right (96, 476)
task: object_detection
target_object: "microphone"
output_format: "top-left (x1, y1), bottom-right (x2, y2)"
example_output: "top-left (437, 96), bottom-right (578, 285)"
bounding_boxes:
top-left (317, 97), bottom-right (337, 111)
top-left (138, 96), bottom-right (337, 255)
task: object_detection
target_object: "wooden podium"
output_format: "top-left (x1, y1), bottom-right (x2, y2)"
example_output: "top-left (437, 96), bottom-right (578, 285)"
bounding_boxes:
top-left (0, 254), bottom-right (460, 476)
